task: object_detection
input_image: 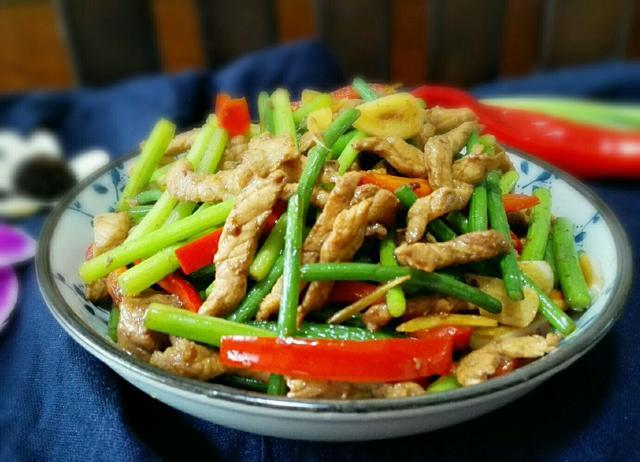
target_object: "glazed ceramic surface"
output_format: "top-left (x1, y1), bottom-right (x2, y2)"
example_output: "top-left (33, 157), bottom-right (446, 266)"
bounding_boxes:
top-left (37, 151), bottom-right (631, 441)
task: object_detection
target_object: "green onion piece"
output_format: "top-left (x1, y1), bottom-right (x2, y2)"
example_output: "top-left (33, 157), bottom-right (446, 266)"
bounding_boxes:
top-left (337, 130), bottom-right (367, 175)
top-left (258, 91), bottom-right (275, 134)
top-left (379, 231), bottom-right (406, 317)
top-left (468, 182), bottom-right (488, 231)
top-left (330, 130), bottom-right (358, 159)
top-left (465, 130), bottom-right (480, 155)
top-left (197, 126), bottom-right (229, 174)
top-left (521, 188), bottom-right (552, 261)
top-left (499, 171), bottom-right (519, 194)
top-left (107, 306), bottom-right (119, 342)
top-left (128, 205), bottom-right (153, 224)
top-left (217, 374), bottom-right (268, 393)
top-left (126, 192), bottom-right (178, 241)
top-left (118, 244), bottom-right (181, 296)
top-left (205, 279), bottom-right (215, 298)
top-left (144, 303), bottom-right (276, 346)
top-left (352, 77), bottom-right (378, 101)
top-left (250, 215), bottom-right (286, 281)
top-left (300, 263), bottom-right (502, 313)
top-left (271, 89), bottom-right (298, 148)
top-left (426, 375), bottom-right (461, 394)
top-left (247, 321), bottom-right (394, 341)
top-left (229, 254), bottom-right (284, 323)
top-left (79, 199), bottom-right (235, 283)
top-left (134, 189), bottom-right (163, 205)
top-left (278, 195), bottom-right (303, 337)
top-left (395, 185), bottom-right (418, 208)
top-left (445, 212), bottom-right (469, 234)
top-left (478, 134), bottom-right (496, 156)
top-left (427, 220), bottom-right (457, 242)
top-left (150, 162), bottom-right (173, 186)
top-left (486, 171), bottom-right (524, 301)
top-left (544, 237), bottom-right (559, 288)
top-left (267, 375), bottom-right (287, 395)
top-left (552, 218), bottom-right (592, 310)
top-left (521, 275), bottom-right (575, 336)
top-left (118, 119), bottom-right (176, 211)
top-left (292, 93), bottom-right (332, 126)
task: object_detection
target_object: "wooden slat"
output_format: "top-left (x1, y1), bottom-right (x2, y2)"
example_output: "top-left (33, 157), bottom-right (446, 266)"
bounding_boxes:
top-left (277, 0), bottom-right (315, 41)
top-left (627, 0), bottom-right (640, 59)
top-left (427, 0), bottom-right (506, 87)
top-left (196, 0), bottom-right (276, 68)
top-left (152, 0), bottom-right (205, 72)
top-left (315, 0), bottom-right (391, 80)
top-left (539, 0), bottom-right (633, 68)
top-left (500, 0), bottom-right (542, 77)
top-left (391, 0), bottom-right (427, 85)
top-left (0, 0), bottom-right (73, 92)
top-left (55, 0), bottom-right (160, 86)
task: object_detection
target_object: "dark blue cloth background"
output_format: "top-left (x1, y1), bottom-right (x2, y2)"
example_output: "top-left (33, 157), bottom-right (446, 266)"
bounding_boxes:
top-left (1, 41), bottom-right (638, 461)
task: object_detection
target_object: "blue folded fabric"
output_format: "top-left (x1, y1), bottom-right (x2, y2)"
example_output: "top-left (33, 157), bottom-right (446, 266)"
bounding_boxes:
top-left (1, 46), bottom-right (639, 461)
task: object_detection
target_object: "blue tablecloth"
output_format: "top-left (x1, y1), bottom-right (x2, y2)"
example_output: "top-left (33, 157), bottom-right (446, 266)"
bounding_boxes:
top-left (1, 42), bottom-right (638, 461)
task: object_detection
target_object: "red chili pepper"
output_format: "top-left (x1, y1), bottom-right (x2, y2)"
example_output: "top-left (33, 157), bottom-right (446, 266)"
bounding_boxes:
top-left (174, 229), bottom-right (222, 275)
top-left (410, 325), bottom-right (474, 350)
top-left (215, 93), bottom-right (251, 136)
top-left (360, 172), bottom-right (432, 197)
top-left (412, 85), bottom-right (640, 179)
top-left (327, 281), bottom-right (379, 304)
top-left (157, 274), bottom-right (203, 312)
top-left (502, 194), bottom-right (539, 212)
top-left (220, 335), bottom-right (454, 382)
top-left (263, 200), bottom-right (287, 235)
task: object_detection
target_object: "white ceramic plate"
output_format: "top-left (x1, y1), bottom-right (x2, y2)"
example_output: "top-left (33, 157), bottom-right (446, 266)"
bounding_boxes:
top-left (37, 151), bottom-right (632, 441)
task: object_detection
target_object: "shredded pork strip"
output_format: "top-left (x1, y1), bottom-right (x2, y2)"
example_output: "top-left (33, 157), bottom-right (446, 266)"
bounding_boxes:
top-left (117, 293), bottom-right (178, 360)
top-left (166, 134), bottom-right (301, 203)
top-left (353, 137), bottom-right (428, 178)
top-left (85, 212), bottom-right (131, 301)
top-left (150, 337), bottom-right (225, 380)
top-left (396, 230), bottom-right (510, 272)
top-left (286, 378), bottom-right (424, 399)
top-left (257, 172), bottom-right (363, 320)
top-left (425, 121), bottom-right (478, 189)
top-left (455, 334), bottom-right (560, 386)
top-left (452, 149), bottom-right (513, 185)
top-left (405, 182), bottom-right (473, 243)
top-left (199, 171), bottom-right (287, 317)
top-left (297, 200), bottom-right (372, 324)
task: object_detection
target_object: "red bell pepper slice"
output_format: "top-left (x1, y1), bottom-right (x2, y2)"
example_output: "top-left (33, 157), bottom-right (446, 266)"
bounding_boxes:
top-left (220, 335), bottom-right (454, 382)
top-left (410, 325), bottom-right (474, 350)
top-left (262, 200), bottom-right (287, 235)
top-left (174, 229), bottom-right (222, 275)
top-left (502, 194), bottom-right (539, 212)
top-left (215, 93), bottom-right (251, 136)
top-left (327, 281), bottom-right (379, 304)
top-left (157, 274), bottom-right (203, 312)
top-left (411, 85), bottom-right (640, 179)
top-left (360, 172), bottom-right (432, 197)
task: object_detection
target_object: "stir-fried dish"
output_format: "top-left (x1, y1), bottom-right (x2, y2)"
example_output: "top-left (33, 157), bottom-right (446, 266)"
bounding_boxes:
top-left (79, 79), bottom-right (602, 399)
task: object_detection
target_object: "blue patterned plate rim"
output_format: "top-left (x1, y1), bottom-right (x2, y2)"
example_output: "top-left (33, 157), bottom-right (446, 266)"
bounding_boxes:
top-left (36, 148), bottom-right (632, 414)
